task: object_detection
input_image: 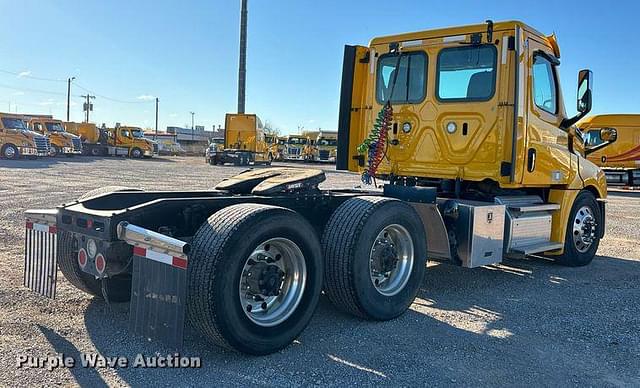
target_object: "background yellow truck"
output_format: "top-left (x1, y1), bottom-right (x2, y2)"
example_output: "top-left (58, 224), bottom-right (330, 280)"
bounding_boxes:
top-left (65, 122), bottom-right (157, 158)
top-left (26, 115), bottom-right (82, 157)
top-left (0, 112), bottom-right (49, 159)
top-left (580, 114), bottom-right (640, 185)
top-left (305, 130), bottom-right (338, 162)
top-left (209, 113), bottom-right (271, 165)
top-left (283, 134), bottom-right (308, 161)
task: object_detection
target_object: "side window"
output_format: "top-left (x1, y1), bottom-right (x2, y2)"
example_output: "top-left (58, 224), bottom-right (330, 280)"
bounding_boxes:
top-left (532, 55), bottom-right (558, 114)
top-left (122, 130), bottom-right (130, 138)
top-left (376, 51), bottom-right (427, 104)
top-left (34, 123), bottom-right (43, 132)
top-left (436, 45), bottom-right (497, 101)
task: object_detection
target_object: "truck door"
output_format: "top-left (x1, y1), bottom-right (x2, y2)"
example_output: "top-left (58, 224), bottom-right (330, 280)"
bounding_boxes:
top-left (521, 38), bottom-right (573, 185)
top-left (118, 128), bottom-right (132, 148)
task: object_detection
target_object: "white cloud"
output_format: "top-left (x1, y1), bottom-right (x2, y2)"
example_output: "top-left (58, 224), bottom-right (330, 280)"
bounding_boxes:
top-left (18, 71), bottom-right (31, 78)
top-left (137, 94), bottom-right (155, 101)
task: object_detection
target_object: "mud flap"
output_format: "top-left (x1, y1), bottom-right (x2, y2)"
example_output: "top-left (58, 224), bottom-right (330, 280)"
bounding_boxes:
top-left (118, 222), bottom-right (190, 349)
top-left (23, 210), bottom-right (58, 298)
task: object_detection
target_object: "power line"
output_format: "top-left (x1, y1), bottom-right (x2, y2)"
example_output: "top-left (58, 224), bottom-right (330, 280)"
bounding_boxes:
top-left (0, 69), bottom-right (65, 82)
top-left (0, 83), bottom-right (71, 97)
top-left (74, 82), bottom-right (153, 104)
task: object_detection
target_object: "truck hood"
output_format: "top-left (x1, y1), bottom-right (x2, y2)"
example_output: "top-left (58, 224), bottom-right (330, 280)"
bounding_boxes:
top-left (21, 130), bottom-right (47, 142)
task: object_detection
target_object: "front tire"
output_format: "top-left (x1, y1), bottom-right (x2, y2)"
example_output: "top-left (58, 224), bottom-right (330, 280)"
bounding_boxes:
top-left (130, 147), bottom-right (142, 158)
top-left (322, 196), bottom-right (427, 320)
top-left (555, 190), bottom-right (601, 267)
top-left (187, 204), bottom-right (323, 355)
top-left (2, 144), bottom-right (19, 160)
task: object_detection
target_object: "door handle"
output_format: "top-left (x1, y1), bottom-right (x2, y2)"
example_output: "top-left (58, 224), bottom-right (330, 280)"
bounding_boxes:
top-left (527, 148), bottom-right (536, 172)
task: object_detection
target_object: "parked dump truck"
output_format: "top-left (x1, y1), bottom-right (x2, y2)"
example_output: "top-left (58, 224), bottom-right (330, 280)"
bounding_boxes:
top-left (26, 115), bottom-right (82, 157)
top-left (65, 122), bottom-right (157, 158)
top-left (208, 113), bottom-right (271, 165)
top-left (580, 114), bottom-right (639, 186)
top-left (307, 130), bottom-right (338, 162)
top-left (0, 112), bottom-right (49, 159)
top-left (23, 20), bottom-right (617, 356)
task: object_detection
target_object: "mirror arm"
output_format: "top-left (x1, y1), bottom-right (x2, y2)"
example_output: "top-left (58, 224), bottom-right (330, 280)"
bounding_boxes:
top-left (560, 111), bottom-right (587, 130)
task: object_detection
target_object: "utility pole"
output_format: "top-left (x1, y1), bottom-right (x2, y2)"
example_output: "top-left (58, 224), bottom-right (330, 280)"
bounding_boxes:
top-left (66, 77), bottom-right (75, 121)
top-left (237, 0), bottom-right (248, 114)
top-left (190, 111), bottom-right (195, 141)
top-left (81, 94), bottom-right (95, 123)
top-left (155, 98), bottom-right (159, 139)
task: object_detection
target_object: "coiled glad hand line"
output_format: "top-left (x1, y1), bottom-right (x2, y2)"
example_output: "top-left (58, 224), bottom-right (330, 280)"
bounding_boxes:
top-left (358, 102), bottom-right (393, 184)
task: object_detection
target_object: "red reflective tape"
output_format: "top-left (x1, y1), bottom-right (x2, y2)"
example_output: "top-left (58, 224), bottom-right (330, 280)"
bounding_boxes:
top-left (25, 221), bottom-right (33, 229)
top-left (48, 225), bottom-right (57, 234)
top-left (172, 256), bottom-right (188, 269)
top-left (133, 246), bottom-right (146, 257)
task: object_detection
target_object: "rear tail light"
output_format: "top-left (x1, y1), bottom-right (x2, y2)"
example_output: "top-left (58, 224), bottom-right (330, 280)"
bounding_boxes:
top-left (95, 254), bottom-right (105, 274)
top-left (78, 249), bottom-right (88, 268)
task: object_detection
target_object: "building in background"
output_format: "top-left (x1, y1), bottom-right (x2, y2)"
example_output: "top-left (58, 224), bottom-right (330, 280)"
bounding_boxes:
top-left (166, 126), bottom-right (223, 155)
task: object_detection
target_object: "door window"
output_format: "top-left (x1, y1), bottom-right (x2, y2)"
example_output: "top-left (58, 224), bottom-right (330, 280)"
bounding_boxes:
top-left (436, 45), bottom-right (497, 101)
top-left (532, 55), bottom-right (558, 114)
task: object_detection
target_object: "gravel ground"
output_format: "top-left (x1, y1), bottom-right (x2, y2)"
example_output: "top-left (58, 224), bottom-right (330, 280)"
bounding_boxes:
top-left (1, 156), bottom-right (639, 387)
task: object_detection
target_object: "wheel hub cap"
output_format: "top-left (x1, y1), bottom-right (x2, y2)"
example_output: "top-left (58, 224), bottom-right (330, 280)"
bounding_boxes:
top-left (5, 147), bottom-right (15, 158)
top-left (239, 238), bottom-right (307, 327)
top-left (369, 224), bottom-right (414, 297)
top-left (573, 206), bottom-right (597, 253)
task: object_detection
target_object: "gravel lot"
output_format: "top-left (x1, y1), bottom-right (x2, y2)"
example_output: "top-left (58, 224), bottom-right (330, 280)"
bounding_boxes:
top-left (1, 156), bottom-right (639, 386)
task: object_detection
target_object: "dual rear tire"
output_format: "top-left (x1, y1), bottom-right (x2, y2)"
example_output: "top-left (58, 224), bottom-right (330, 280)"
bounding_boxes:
top-left (188, 197), bottom-right (427, 354)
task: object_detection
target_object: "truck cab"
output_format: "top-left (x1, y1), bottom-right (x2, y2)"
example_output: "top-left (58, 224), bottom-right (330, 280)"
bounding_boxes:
top-left (28, 117), bottom-right (82, 157)
top-left (311, 130), bottom-right (338, 162)
top-left (339, 20), bottom-right (607, 263)
top-left (284, 134), bottom-right (308, 161)
top-left (0, 112), bottom-right (49, 159)
top-left (111, 126), bottom-right (157, 158)
top-left (211, 113), bottom-right (271, 165)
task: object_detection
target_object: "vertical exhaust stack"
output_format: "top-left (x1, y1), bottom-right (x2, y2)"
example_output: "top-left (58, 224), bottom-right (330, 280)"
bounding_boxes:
top-left (237, 0), bottom-right (248, 114)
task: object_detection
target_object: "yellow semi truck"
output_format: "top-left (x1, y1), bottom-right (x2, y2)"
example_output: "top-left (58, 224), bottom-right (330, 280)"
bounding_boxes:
top-left (283, 134), bottom-right (309, 161)
top-left (306, 130), bottom-right (338, 162)
top-left (64, 122), bottom-right (157, 158)
top-left (23, 20), bottom-right (617, 356)
top-left (26, 115), bottom-right (82, 157)
top-left (580, 114), bottom-right (640, 185)
top-left (208, 113), bottom-right (271, 165)
top-left (0, 112), bottom-right (49, 159)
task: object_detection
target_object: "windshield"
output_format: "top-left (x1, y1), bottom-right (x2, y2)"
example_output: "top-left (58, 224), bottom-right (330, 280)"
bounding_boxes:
top-left (45, 122), bottom-right (66, 132)
top-left (1, 117), bottom-right (27, 130)
top-left (317, 137), bottom-right (337, 146)
top-left (131, 128), bottom-right (144, 138)
top-left (278, 139), bottom-right (286, 145)
top-left (288, 137), bottom-right (307, 145)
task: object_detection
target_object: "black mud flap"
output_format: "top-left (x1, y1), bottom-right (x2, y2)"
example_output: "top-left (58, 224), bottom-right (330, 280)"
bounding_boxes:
top-left (23, 210), bottom-right (58, 298)
top-left (128, 245), bottom-right (189, 349)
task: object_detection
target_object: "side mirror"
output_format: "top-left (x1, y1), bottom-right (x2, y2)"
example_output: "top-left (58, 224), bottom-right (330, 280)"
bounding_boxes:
top-left (561, 69), bottom-right (594, 130)
top-left (577, 69), bottom-right (593, 113)
top-left (600, 127), bottom-right (617, 142)
top-left (584, 127), bottom-right (618, 156)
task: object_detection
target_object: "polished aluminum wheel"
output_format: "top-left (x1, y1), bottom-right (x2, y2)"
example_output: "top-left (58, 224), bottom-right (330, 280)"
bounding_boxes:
top-left (572, 205), bottom-right (597, 253)
top-left (369, 224), bottom-right (414, 296)
top-left (239, 238), bottom-right (307, 327)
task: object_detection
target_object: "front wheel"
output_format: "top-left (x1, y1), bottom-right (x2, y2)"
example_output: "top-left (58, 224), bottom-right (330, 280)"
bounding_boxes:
top-left (130, 147), bottom-right (142, 158)
top-left (2, 144), bottom-right (19, 160)
top-left (187, 204), bottom-right (323, 355)
top-left (555, 190), bottom-right (601, 267)
top-left (322, 196), bottom-right (427, 320)
top-left (50, 145), bottom-right (60, 157)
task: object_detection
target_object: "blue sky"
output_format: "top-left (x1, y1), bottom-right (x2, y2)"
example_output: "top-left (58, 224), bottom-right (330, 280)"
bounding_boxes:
top-left (0, 0), bottom-right (638, 133)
